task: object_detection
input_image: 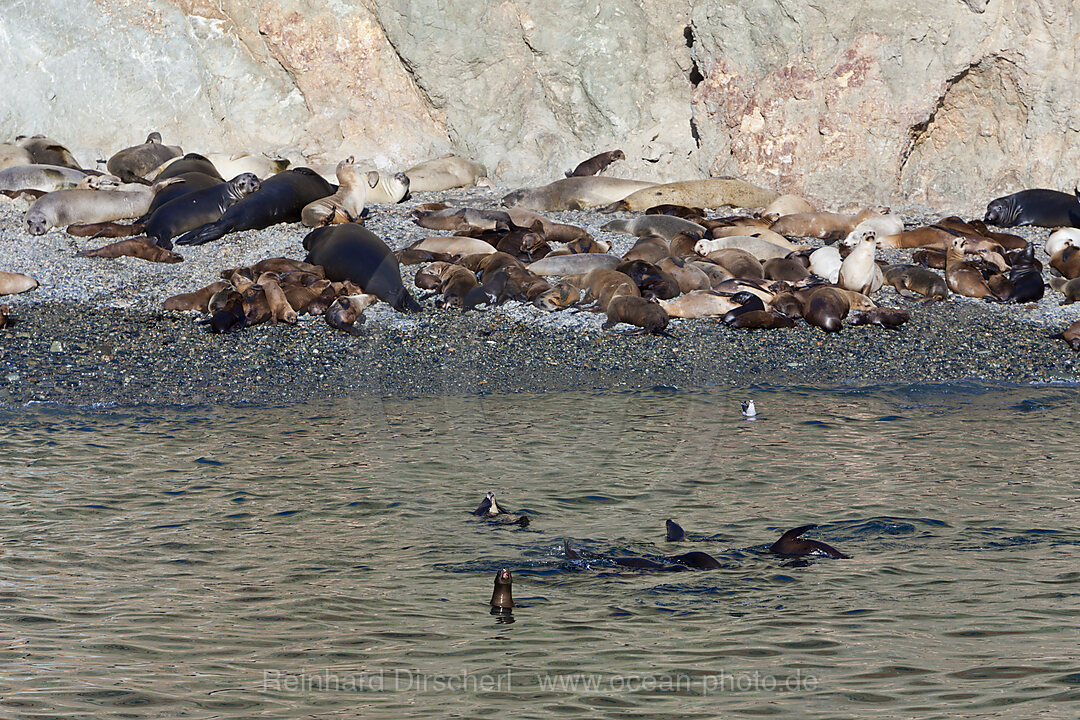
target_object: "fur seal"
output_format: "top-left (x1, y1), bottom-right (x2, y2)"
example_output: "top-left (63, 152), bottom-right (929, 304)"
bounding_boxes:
top-left (1050, 320), bottom-right (1080, 350)
top-left (945, 238), bottom-right (1000, 300)
top-left (601, 215), bottom-right (706, 240)
top-left (770, 525), bottom-right (848, 559)
top-left (0, 164), bottom-right (89, 192)
top-left (665, 519), bottom-right (685, 542)
top-left (848, 307), bottom-right (909, 329)
top-left (303, 224), bottom-right (421, 312)
top-left (325, 293), bottom-right (377, 335)
top-left (404, 154), bottom-right (488, 192)
top-left (882, 264), bottom-right (948, 301)
top-left (176, 168), bottom-right (334, 245)
top-left (527, 253), bottom-right (621, 276)
top-left (301, 157), bottom-right (365, 226)
top-left (16, 135), bottom-right (81, 169)
top-left (490, 568), bottom-right (515, 614)
top-left (144, 173), bottom-right (261, 247)
top-left (602, 178), bottom-right (779, 213)
top-left (984, 188), bottom-right (1080, 228)
top-left (107, 132), bottom-right (182, 183)
top-left (565, 149), bottom-right (625, 177)
top-left (25, 185), bottom-right (157, 235)
top-left (0, 271), bottom-right (38, 295)
top-left (310, 168), bottom-right (409, 204)
top-left (503, 177), bottom-right (657, 212)
top-left (602, 296), bottom-right (670, 335)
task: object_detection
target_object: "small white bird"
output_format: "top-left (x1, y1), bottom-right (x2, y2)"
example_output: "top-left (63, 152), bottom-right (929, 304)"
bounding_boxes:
top-left (741, 400), bottom-right (757, 418)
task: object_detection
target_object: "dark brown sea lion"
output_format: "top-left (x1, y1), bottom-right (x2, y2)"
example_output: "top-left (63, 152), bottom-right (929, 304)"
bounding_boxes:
top-left (490, 568), bottom-right (514, 615)
top-left (204, 288), bottom-right (246, 333)
top-left (848, 307), bottom-right (910, 329)
top-left (984, 188), bottom-right (1080, 228)
top-left (730, 309), bottom-right (795, 329)
top-left (325, 293), bottom-right (377, 335)
top-left (616, 259), bottom-right (681, 300)
top-left (763, 256), bottom-right (810, 282)
top-left (153, 153), bottom-right (224, 182)
top-left (665, 519), bottom-right (686, 541)
top-left (0, 304), bottom-right (14, 328)
top-left (799, 286), bottom-right (850, 332)
top-left (77, 237), bottom-right (183, 263)
top-left (144, 173), bottom-right (261, 248)
top-left (770, 525), bottom-right (849, 558)
top-left (1005, 243), bottom-right (1045, 303)
top-left (945, 238), bottom-right (1000, 300)
top-left (303, 224), bottom-right (421, 312)
top-left (163, 280), bottom-right (231, 312)
top-left (565, 149), bottom-right (625, 177)
top-left (602, 296), bottom-right (670, 335)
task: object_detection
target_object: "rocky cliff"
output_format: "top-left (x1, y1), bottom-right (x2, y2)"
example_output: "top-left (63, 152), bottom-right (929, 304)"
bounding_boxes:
top-left (2, 0), bottom-right (1076, 211)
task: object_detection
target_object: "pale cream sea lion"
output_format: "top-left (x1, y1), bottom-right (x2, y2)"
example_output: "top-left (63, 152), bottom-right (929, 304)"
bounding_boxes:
top-left (0, 271), bottom-right (39, 295)
top-left (25, 185), bottom-right (158, 235)
top-left (0, 164), bottom-right (90, 192)
top-left (502, 177), bottom-right (657, 211)
top-left (404, 154), bottom-right (488, 192)
top-left (761, 194), bottom-right (815, 220)
top-left (695, 236), bottom-right (792, 262)
top-left (203, 153), bottom-right (291, 180)
top-left (602, 178), bottom-right (779, 212)
top-left (302, 156), bottom-right (366, 227)
top-left (657, 289), bottom-right (737, 318)
top-left (527, 253), bottom-right (622, 276)
top-left (411, 236), bottom-right (496, 255)
top-left (837, 230), bottom-right (883, 295)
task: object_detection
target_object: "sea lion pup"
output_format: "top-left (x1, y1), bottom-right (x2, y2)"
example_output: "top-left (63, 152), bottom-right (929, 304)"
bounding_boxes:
top-left (721, 290), bottom-right (766, 324)
top-left (837, 229), bottom-right (882, 295)
top-left (163, 280), bottom-right (231, 312)
top-left (176, 167), bottom-right (334, 245)
top-left (0, 164), bottom-right (90, 192)
top-left (303, 224), bottom-right (421, 312)
top-left (0, 143), bottom-right (33, 170)
top-left (107, 132), bottom-right (182, 183)
top-left (301, 156), bottom-right (365, 226)
top-left (1006, 242), bottom-right (1045, 303)
top-left (658, 256), bottom-right (711, 292)
top-left (533, 282), bottom-right (582, 311)
top-left (471, 491), bottom-right (530, 526)
top-left (669, 231), bottom-right (705, 258)
top-left (665, 519), bottom-right (686, 542)
top-left (945, 237), bottom-right (1001, 300)
top-left (1046, 228), bottom-right (1080, 257)
top-left (496, 229), bottom-right (551, 262)
top-left (797, 286), bottom-right (850, 332)
top-left (288, 280), bottom-right (337, 316)
top-left (436, 264), bottom-right (481, 309)
top-left (601, 177), bottom-right (779, 213)
top-left (704, 248), bottom-right (764, 279)
top-left (770, 525), bottom-right (849, 559)
top-left (657, 289), bottom-right (737, 318)
top-left (490, 568), bottom-right (515, 615)
top-left (16, 135), bottom-right (81, 169)
top-left (502, 176), bottom-right (657, 212)
top-left (601, 214), bottom-right (706, 240)
top-left (324, 293), bottom-right (377, 335)
top-left (761, 193), bottom-right (816, 221)
top-left (404, 154), bottom-right (488, 192)
top-left (984, 188), bottom-right (1080, 228)
top-left (567, 268), bottom-right (640, 308)
top-left (0, 304), bottom-right (14, 328)
top-left (622, 233), bottom-right (670, 263)
top-left (24, 183), bottom-right (158, 235)
top-left (1050, 277), bottom-right (1080, 304)
top-left (763, 256), bottom-right (810, 282)
top-left (1050, 242), bottom-right (1080, 279)
top-left (202, 288), bottom-right (246, 333)
top-left (547, 236), bottom-right (610, 256)
top-left (616, 259), bottom-right (681, 300)
top-left (565, 149), bottom-right (625, 177)
top-left (882, 264), bottom-right (949, 301)
top-left (413, 206), bottom-right (505, 233)
top-left (141, 173), bottom-right (261, 248)
top-left (77, 237), bottom-right (183, 263)
top-left (205, 152), bottom-right (291, 180)
top-left (0, 271), bottom-right (38, 295)
top-left (255, 273), bottom-right (297, 323)
top-left (849, 307), bottom-right (910, 330)
top-left (526, 253), bottom-right (621, 276)
top-left (695, 235), bottom-right (793, 262)
top-left (730, 309), bottom-right (795, 330)
top-left (1050, 319), bottom-right (1080, 350)
top-left (150, 152), bottom-right (224, 182)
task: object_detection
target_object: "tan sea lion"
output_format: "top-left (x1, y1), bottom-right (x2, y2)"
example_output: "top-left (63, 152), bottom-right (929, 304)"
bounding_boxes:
top-left (1050, 243), bottom-right (1080, 279)
top-left (704, 248), bottom-right (763, 279)
top-left (1050, 320), bottom-right (1080, 350)
top-left (837, 230), bottom-right (882, 295)
top-left (412, 236), bottom-right (497, 256)
top-left (763, 257), bottom-right (810, 282)
top-left (945, 238), bottom-right (1000, 300)
top-left (565, 149), bottom-right (625, 177)
top-left (163, 280), bottom-right (231, 312)
top-left (1050, 276), bottom-right (1080, 304)
top-left (256, 273), bottom-right (298, 323)
top-left (16, 135), bottom-right (81, 169)
top-left (0, 143), bottom-right (33, 170)
top-left (622, 234), bottom-right (670, 263)
top-left (527, 253), bottom-right (621, 276)
top-left (769, 209), bottom-right (882, 240)
top-left (658, 256), bottom-right (712, 292)
top-left (0, 271), bottom-right (38, 295)
top-left (657, 289), bottom-right (737, 318)
top-left (533, 282), bottom-right (581, 311)
top-left (502, 177), bottom-right (657, 211)
top-left (706, 224), bottom-right (794, 248)
top-left (882, 265), bottom-right (949, 301)
top-left (565, 268), bottom-right (640, 308)
top-left (849, 308), bottom-right (910, 329)
top-left (404, 154), bottom-right (488, 192)
top-left (602, 178), bottom-right (779, 212)
top-left (301, 156), bottom-right (365, 226)
top-left (761, 194), bottom-right (815, 220)
top-left (325, 293), bottom-right (378, 335)
top-left (602, 296), bottom-right (669, 334)
top-left (78, 237), bottom-right (183, 263)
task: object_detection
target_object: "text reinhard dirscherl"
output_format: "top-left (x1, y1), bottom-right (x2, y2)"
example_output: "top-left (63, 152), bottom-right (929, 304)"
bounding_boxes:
top-left (263, 669), bottom-right (819, 695)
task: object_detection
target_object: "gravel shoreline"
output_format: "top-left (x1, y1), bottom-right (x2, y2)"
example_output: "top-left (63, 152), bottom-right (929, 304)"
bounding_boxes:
top-left (2, 187), bottom-right (1079, 407)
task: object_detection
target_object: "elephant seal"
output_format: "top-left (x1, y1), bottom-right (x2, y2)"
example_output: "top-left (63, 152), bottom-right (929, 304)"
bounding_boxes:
top-left (107, 132), bottom-right (182, 183)
top-left (1051, 320), bottom-right (1080, 350)
top-left (603, 296), bottom-right (670, 335)
top-left (141, 172), bottom-right (225, 219)
top-left (0, 164), bottom-right (89, 192)
top-left (601, 215), bottom-right (706, 240)
top-left (176, 168), bottom-right (334, 245)
top-left (984, 188), bottom-right (1080, 228)
top-left (565, 149), bottom-right (625, 177)
top-left (145, 173), bottom-right (261, 247)
top-left (404, 154), bottom-right (488, 192)
top-left (310, 167), bottom-right (409, 204)
top-left (882, 264), bottom-right (948, 301)
top-left (490, 568), bottom-right (515, 614)
top-left (503, 177), bottom-right (657, 212)
top-left (16, 135), bottom-right (81, 168)
top-left (77, 237), bottom-right (183, 263)
top-left (302, 157), bottom-right (365, 226)
top-left (666, 519), bottom-right (685, 541)
top-left (411, 236), bottom-right (496, 256)
top-left (602, 178), bottom-right (779, 213)
top-left (25, 185), bottom-right (157, 235)
top-left (527, 253), bottom-right (621, 276)
top-left (770, 525), bottom-right (848, 559)
top-left (303, 224), bottom-right (421, 312)
top-left (0, 271), bottom-right (38, 295)
top-left (152, 153), bottom-right (224, 182)
top-left (0, 143), bottom-right (33, 170)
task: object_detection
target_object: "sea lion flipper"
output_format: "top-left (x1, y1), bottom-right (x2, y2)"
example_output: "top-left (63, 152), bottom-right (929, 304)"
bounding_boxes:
top-left (665, 519), bottom-right (686, 542)
top-left (563, 539), bottom-right (580, 561)
top-left (778, 524), bottom-right (816, 542)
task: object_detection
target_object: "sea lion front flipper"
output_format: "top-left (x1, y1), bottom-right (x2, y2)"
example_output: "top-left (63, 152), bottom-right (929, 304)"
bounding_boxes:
top-left (777, 524), bottom-right (816, 543)
top-left (665, 519), bottom-right (686, 542)
top-left (563, 539), bottom-right (581, 561)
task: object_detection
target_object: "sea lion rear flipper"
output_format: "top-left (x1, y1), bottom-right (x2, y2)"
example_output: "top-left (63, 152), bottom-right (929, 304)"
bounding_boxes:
top-left (563, 539), bottom-right (580, 561)
top-left (665, 519), bottom-right (686, 542)
top-left (777, 524), bottom-right (816, 543)
top-left (894, 287), bottom-right (918, 299)
top-left (176, 221), bottom-right (227, 246)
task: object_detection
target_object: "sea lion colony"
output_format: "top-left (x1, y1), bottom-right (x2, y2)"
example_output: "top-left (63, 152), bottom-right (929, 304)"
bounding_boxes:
top-left (2, 133), bottom-right (1080, 345)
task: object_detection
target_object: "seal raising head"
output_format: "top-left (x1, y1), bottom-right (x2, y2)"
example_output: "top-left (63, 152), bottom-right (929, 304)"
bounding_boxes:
top-left (490, 568), bottom-right (515, 614)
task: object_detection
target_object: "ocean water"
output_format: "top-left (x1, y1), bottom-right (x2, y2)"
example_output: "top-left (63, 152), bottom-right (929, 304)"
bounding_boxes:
top-left (1, 384), bottom-right (1078, 718)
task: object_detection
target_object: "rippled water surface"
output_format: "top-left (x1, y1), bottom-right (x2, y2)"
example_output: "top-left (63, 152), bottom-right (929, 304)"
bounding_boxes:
top-left (2, 384), bottom-right (1079, 719)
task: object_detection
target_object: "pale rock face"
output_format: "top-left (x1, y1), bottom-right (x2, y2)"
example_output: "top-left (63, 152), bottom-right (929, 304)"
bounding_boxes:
top-left (0, 0), bottom-right (1076, 212)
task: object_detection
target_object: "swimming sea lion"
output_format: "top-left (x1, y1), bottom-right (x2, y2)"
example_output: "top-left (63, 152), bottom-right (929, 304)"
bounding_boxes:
top-left (770, 525), bottom-right (849, 559)
top-left (404, 154), bottom-right (488, 192)
top-left (984, 188), bottom-right (1080, 228)
top-left (144, 173), bottom-right (261, 247)
top-left (176, 168), bottom-right (334, 245)
top-left (303, 224), bottom-right (421, 312)
top-left (490, 568), bottom-right (514, 614)
top-left (602, 178), bottom-right (779, 212)
top-left (107, 132), bottom-right (182, 183)
top-left (77, 237), bottom-right (183, 263)
top-left (301, 156), bottom-right (365, 226)
top-left (472, 491), bottom-right (530, 526)
top-left (527, 253), bottom-right (621, 277)
top-left (0, 271), bottom-right (38, 295)
top-left (565, 149), bottom-right (625, 177)
top-left (503, 177), bottom-right (657, 212)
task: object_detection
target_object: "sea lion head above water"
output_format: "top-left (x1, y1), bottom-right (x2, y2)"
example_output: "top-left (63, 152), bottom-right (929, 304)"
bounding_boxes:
top-left (490, 568), bottom-right (514, 614)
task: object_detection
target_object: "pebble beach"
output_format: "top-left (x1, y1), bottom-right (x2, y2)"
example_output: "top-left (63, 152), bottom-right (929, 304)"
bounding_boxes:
top-left (1, 186), bottom-right (1078, 408)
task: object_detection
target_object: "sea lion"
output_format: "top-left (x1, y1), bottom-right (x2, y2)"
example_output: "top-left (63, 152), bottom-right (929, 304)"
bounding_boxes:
top-left (601, 215), bottom-right (706, 240)
top-left (435, 264), bottom-right (481, 308)
top-left (0, 164), bottom-right (89, 192)
top-left (646, 204), bottom-right (706, 220)
top-left (763, 256), bottom-right (810, 282)
top-left (107, 132), bottom-right (182, 183)
top-left (707, 224), bottom-right (795, 248)
top-left (850, 213), bottom-right (904, 239)
top-left (144, 173), bottom-right (261, 247)
top-left (204, 288), bottom-right (246, 333)
top-left (150, 153), bottom-right (224, 182)
top-left (303, 224), bottom-right (421, 312)
top-left (0, 304), bottom-right (14, 328)
top-left (0, 271), bottom-right (38, 295)
top-left (1047, 228), bottom-right (1080, 257)
top-left (176, 168), bottom-right (334, 245)
top-left (564, 540), bottom-right (719, 571)
top-left (1006, 242), bottom-right (1045, 303)
top-left (404, 154), bottom-right (488, 192)
top-left (565, 149), bottom-right (625, 177)
top-left (665, 519), bottom-right (685, 542)
top-left (25, 185), bottom-right (157, 235)
top-left (77, 237), bottom-right (183, 263)
top-left (527, 253), bottom-right (621, 276)
top-left (657, 289), bottom-right (737, 318)
top-left (770, 525), bottom-right (849, 559)
top-left (984, 188), bottom-right (1080, 228)
top-left (324, 293), bottom-right (377, 335)
top-left (301, 156), bottom-right (365, 226)
top-left (882, 264), bottom-right (949, 301)
top-left (411, 236), bottom-right (496, 256)
top-left (800, 286), bottom-right (850, 332)
top-left (533, 282), bottom-right (582, 311)
top-left (837, 230), bottom-right (882, 295)
top-left (730, 309), bottom-right (795, 330)
top-left (205, 153), bottom-right (291, 179)
top-left (358, 170), bottom-right (410, 204)
top-left (163, 280), bottom-right (231, 312)
top-left (658, 256), bottom-right (712, 292)
top-left (945, 238), bottom-right (1000, 300)
top-left (503, 177), bottom-right (657, 211)
top-left (1050, 276), bottom-right (1080, 304)
top-left (670, 551), bottom-right (723, 570)
top-left (602, 178), bottom-right (779, 212)
top-left (140, 172), bottom-right (225, 219)
top-left (770, 209), bottom-right (881, 240)
top-left (669, 231), bottom-right (704, 258)
top-left (721, 290), bottom-right (766, 324)
top-left (622, 234), bottom-right (670, 263)
top-left (413, 206), bottom-right (507, 233)
top-left (566, 268), bottom-right (640, 308)
top-left (761, 194), bottom-right (815, 220)
top-left (1050, 243), bottom-right (1080, 279)
top-left (490, 568), bottom-right (514, 614)
top-left (0, 143), bottom-right (33, 170)
top-left (16, 135), bottom-right (81, 168)
top-left (255, 273), bottom-right (297, 323)
top-left (471, 491), bottom-right (530, 526)
top-left (695, 236), bottom-right (793, 262)
top-left (848, 307), bottom-right (910, 329)
top-left (1050, 319), bottom-right (1080, 350)
top-left (616, 259), bottom-right (681, 300)
top-left (704, 248), bottom-right (763, 279)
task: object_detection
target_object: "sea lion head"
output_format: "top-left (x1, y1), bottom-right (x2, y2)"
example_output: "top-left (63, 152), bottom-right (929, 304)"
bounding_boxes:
top-left (501, 189), bottom-right (526, 207)
top-left (984, 197), bottom-right (1016, 226)
top-left (490, 568), bottom-right (514, 612)
top-left (230, 172), bottom-right (261, 197)
top-left (25, 208), bottom-right (49, 235)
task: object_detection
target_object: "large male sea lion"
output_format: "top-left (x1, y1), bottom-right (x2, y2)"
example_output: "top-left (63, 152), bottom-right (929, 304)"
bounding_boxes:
top-left (303, 224), bottom-right (421, 312)
top-left (984, 188), bottom-right (1080, 228)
